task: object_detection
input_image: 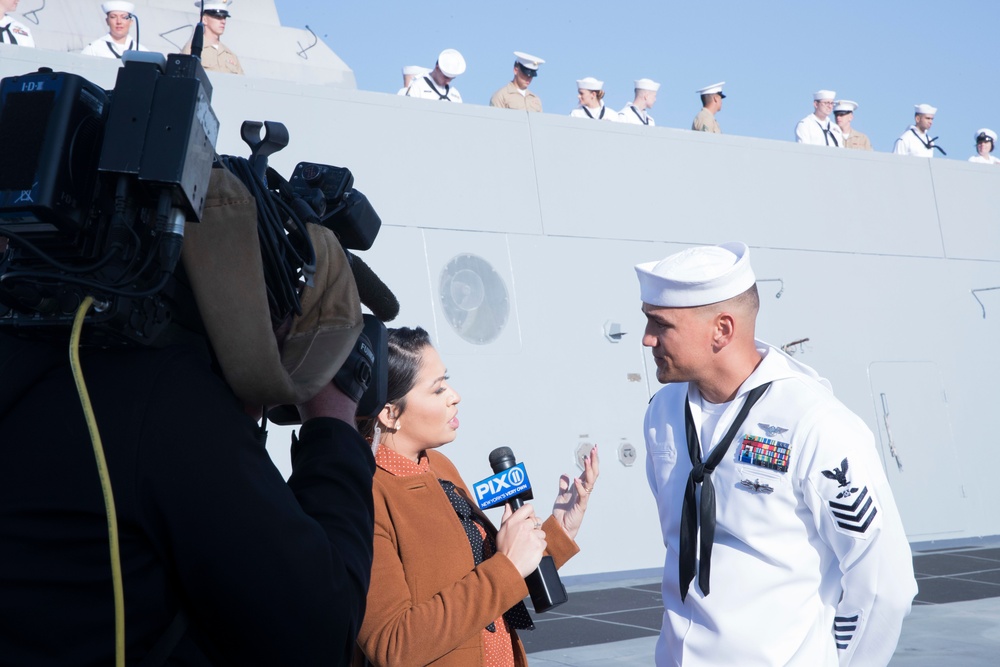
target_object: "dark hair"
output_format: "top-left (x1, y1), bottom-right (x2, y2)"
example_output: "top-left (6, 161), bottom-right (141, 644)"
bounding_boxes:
top-left (358, 326), bottom-right (432, 439)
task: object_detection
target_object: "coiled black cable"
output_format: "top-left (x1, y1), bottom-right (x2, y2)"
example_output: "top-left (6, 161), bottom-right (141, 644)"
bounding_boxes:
top-left (215, 155), bottom-right (316, 328)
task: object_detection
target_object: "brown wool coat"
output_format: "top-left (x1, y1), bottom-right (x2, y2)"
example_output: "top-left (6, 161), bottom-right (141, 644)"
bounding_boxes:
top-left (355, 450), bottom-right (579, 667)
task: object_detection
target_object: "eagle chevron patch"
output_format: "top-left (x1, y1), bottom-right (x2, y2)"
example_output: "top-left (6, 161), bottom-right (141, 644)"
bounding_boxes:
top-left (821, 457), bottom-right (880, 537)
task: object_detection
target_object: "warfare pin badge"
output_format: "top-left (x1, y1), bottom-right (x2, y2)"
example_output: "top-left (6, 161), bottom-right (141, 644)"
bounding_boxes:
top-left (739, 478), bottom-right (774, 494)
top-left (758, 423), bottom-right (788, 438)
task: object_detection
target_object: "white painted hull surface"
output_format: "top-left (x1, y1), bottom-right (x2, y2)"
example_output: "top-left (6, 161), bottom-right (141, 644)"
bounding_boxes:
top-left (2, 1), bottom-right (998, 580)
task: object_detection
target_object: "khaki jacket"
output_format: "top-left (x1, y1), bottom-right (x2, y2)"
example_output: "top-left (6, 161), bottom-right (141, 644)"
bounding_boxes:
top-left (843, 128), bottom-right (873, 151)
top-left (490, 81), bottom-right (543, 112)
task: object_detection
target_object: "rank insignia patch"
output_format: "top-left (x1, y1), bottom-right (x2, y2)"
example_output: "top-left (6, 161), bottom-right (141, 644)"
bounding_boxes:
top-left (822, 458), bottom-right (879, 535)
top-left (738, 434), bottom-right (790, 473)
top-left (738, 478), bottom-right (774, 494)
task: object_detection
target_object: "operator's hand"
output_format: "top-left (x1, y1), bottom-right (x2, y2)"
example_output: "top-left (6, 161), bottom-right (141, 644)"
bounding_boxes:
top-left (496, 503), bottom-right (547, 578)
top-left (296, 383), bottom-right (359, 427)
top-left (551, 444), bottom-right (600, 540)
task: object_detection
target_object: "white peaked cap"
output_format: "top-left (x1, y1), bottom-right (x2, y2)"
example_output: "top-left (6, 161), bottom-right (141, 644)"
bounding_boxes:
top-left (199, 1), bottom-right (232, 12)
top-left (914, 103), bottom-right (937, 115)
top-left (514, 51), bottom-right (545, 70)
top-left (635, 242), bottom-right (756, 308)
top-left (833, 100), bottom-right (858, 113)
top-left (697, 81), bottom-right (725, 95)
top-left (577, 76), bottom-right (603, 91)
top-left (437, 49), bottom-right (466, 78)
top-left (102, 1), bottom-right (134, 13)
top-left (634, 78), bottom-right (660, 91)
top-left (813, 90), bottom-right (836, 101)
top-left (402, 65), bottom-right (428, 76)
top-left (976, 128), bottom-right (997, 142)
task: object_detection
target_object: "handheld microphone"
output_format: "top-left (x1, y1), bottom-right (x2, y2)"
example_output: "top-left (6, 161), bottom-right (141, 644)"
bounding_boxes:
top-left (488, 446), bottom-right (568, 613)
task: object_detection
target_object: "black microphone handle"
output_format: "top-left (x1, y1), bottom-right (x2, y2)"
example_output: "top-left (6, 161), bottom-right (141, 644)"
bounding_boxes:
top-left (488, 447), bottom-right (568, 613)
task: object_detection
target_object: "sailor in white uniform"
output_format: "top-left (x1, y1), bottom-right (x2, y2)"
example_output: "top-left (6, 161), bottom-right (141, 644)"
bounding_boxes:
top-left (397, 65), bottom-right (428, 96)
top-left (570, 77), bottom-right (616, 121)
top-left (405, 49), bottom-right (465, 102)
top-left (0, 0), bottom-right (34, 47)
top-left (968, 128), bottom-right (1000, 165)
top-left (636, 242), bottom-right (916, 667)
top-left (81, 1), bottom-right (149, 59)
top-left (618, 78), bottom-right (659, 126)
top-left (795, 90), bottom-right (843, 147)
top-left (893, 104), bottom-right (943, 157)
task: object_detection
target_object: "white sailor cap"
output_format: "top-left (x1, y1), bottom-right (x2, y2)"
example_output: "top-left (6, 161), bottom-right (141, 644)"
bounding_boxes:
top-left (402, 65), bottom-right (428, 76)
top-left (976, 128), bottom-right (997, 142)
top-left (635, 242), bottom-right (756, 308)
top-left (813, 89), bottom-right (836, 101)
top-left (914, 103), bottom-right (937, 116)
top-left (101, 1), bottom-right (134, 13)
top-left (634, 78), bottom-right (660, 92)
top-left (833, 99), bottom-right (858, 113)
top-left (437, 49), bottom-right (466, 78)
top-left (199, 0), bottom-right (232, 14)
top-left (577, 77), bottom-right (604, 91)
top-left (514, 51), bottom-right (544, 76)
top-left (697, 81), bottom-right (726, 98)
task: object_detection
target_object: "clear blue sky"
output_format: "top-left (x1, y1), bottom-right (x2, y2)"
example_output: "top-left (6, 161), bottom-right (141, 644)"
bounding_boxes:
top-left (275, 1), bottom-right (993, 158)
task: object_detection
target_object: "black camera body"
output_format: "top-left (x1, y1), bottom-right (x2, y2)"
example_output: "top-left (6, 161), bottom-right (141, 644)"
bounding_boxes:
top-left (287, 162), bottom-right (381, 252)
top-left (0, 54), bottom-right (217, 346)
top-left (0, 56), bottom-right (393, 417)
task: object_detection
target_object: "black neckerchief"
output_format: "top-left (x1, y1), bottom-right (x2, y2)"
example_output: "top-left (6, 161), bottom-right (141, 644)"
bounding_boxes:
top-left (909, 127), bottom-right (947, 155)
top-left (630, 105), bottom-right (649, 125)
top-left (815, 118), bottom-right (839, 146)
top-left (423, 75), bottom-right (451, 101)
top-left (679, 382), bottom-right (772, 601)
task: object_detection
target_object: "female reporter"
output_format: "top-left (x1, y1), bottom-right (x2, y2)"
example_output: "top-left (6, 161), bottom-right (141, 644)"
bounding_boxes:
top-left (354, 327), bottom-right (599, 667)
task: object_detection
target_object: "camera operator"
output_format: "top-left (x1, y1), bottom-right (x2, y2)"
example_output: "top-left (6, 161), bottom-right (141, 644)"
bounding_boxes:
top-left (0, 169), bottom-right (376, 666)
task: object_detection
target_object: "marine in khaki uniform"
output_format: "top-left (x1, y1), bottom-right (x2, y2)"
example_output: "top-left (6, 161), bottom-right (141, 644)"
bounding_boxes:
top-left (832, 100), bottom-right (872, 151)
top-left (182, 0), bottom-right (244, 75)
top-left (618, 78), bottom-right (659, 126)
top-left (490, 51), bottom-right (544, 112)
top-left (692, 82), bottom-right (724, 133)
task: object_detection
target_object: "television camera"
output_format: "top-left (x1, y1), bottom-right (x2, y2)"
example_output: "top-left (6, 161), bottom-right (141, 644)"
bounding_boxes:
top-left (0, 53), bottom-right (394, 416)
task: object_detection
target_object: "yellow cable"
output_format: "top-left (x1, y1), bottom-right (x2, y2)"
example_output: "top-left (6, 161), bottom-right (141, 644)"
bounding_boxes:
top-left (70, 296), bottom-right (125, 667)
